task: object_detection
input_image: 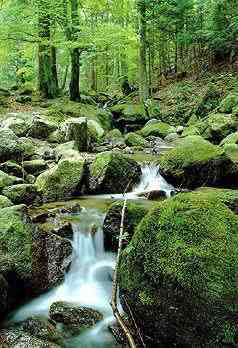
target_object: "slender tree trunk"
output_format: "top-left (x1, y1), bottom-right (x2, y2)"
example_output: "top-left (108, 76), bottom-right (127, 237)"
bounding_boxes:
top-left (69, 0), bottom-right (80, 101)
top-left (138, 0), bottom-right (149, 101)
top-left (38, 1), bottom-right (58, 98)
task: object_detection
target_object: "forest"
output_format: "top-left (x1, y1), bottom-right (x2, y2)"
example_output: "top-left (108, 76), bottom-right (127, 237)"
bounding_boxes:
top-left (0, 1), bottom-right (238, 348)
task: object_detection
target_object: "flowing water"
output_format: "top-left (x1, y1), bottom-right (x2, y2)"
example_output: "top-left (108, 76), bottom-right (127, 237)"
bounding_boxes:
top-left (9, 164), bottom-right (173, 347)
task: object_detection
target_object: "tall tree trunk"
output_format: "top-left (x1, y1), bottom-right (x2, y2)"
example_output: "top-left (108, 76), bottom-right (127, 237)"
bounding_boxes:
top-left (69, 0), bottom-right (80, 101)
top-left (38, 1), bottom-right (58, 98)
top-left (138, 0), bottom-right (149, 101)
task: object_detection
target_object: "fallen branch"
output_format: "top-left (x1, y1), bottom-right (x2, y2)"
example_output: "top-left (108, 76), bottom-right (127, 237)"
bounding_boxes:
top-left (110, 197), bottom-right (137, 348)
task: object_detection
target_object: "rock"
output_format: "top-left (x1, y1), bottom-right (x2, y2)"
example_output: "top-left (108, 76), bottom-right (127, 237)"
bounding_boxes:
top-left (140, 121), bottom-right (176, 139)
top-left (2, 184), bottom-right (38, 205)
top-left (195, 187), bottom-right (238, 214)
top-left (28, 116), bottom-right (57, 139)
top-left (159, 136), bottom-right (236, 189)
top-left (1, 116), bottom-right (30, 137)
top-left (0, 161), bottom-right (24, 178)
top-left (61, 117), bottom-right (88, 151)
top-left (26, 174), bottom-right (36, 184)
top-left (103, 129), bottom-right (124, 145)
top-left (164, 132), bottom-right (179, 142)
top-left (183, 113), bottom-right (238, 144)
top-left (110, 103), bottom-right (150, 131)
top-left (19, 316), bottom-right (63, 344)
top-left (145, 190), bottom-right (167, 200)
top-left (32, 229), bottom-right (72, 293)
top-left (35, 159), bottom-right (85, 202)
top-left (15, 94), bottom-right (32, 103)
top-left (224, 143), bottom-right (238, 163)
top-left (124, 146), bottom-right (134, 154)
top-left (0, 170), bottom-right (23, 192)
top-left (218, 93), bottom-right (238, 113)
top-left (119, 191), bottom-right (238, 347)
top-left (125, 132), bottom-right (148, 148)
top-left (0, 128), bottom-right (22, 162)
top-left (103, 201), bottom-right (148, 251)
top-left (0, 328), bottom-right (61, 348)
top-left (220, 131), bottom-right (238, 145)
top-left (176, 125), bottom-right (184, 134)
top-left (0, 195), bottom-right (13, 208)
top-left (0, 275), bottom-right (8, 319)
top-left (23, 160), bottom-right (48, 176)
top-left (0, 87), bottom-right (10, 97)
top-left (49, 302), bottom-right (103, 335)
top-left (55, 141), bottom-right (76, 161)
top-left (89, 152), bottom-right (141, 194)
top-left (18, 137), bottom-right (37, 158)
top-left (40, 220), bottom-right (73, 239)
top-left (144, 118), bottom-right (159, 127)
top-left (0, 205), bottom-right (34, 312)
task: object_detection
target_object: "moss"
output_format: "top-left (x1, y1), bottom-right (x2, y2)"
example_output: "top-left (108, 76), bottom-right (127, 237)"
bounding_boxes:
top-left (2, 184), bottom-right (38, 205)
top-left (218, 93), bottom-right (238, 113)
top-left (110, 103), bottom-right (147, 122)
top-left (0, 170), bottom-right (23, 192)
top-left (183, 113), bottom-right (238, 144)
top-left (35, 159), bottom-right (85, 202)
top-left (140, 121), bottom-right (176, 139)
top-left (119, 191), bottom-right (238, 347)
top-left (125, 132), bottom-right (147, 148)
top-left (89, 151), bottom-right (141, 193)
top-left (0, 205), bottom-right (33, 279)
top-left (23, 160), bottom-right (47, 175)
top-left (220, 131), bottom-right (238, 145)
top-left (43, 106), bottom-right (67, 124)
top-left (224, 143), bottom-right (238, 163)
top-left (0, 195), bottom-right (13, 208)
top-left (104, 129), bottom-right (123, 143)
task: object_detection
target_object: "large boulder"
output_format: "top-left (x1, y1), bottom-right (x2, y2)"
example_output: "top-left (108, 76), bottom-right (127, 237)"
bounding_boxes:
top-left (218, 93), bottom-right (238, 113)
top-left (35, 159), bottom-right (85, 202)
top-left (0, 204), bottom-right (72, 316)
top-left (140, 121), bottom-right (176, 139)
top-left (1, 115), bottom-right (30, 137)
top-left (49, 302), bottom-right (103, 335)
top-left (89, 152), bottom-right (141, 194)
top-left (2, 184), bottom-right (38, 205)
top-left (125, 132), bottom-right (148, 148)
top-left (0, 128), bottom-right (22, 162)
top-left (103, 129), bottom-right (124, 146)
top-left (183, 113), bottom-right (238, 144)
top-left (61, 117), bottom-right (88, 151)
top-left (159, 136), bottom-right (236, 189)
top-left (23, 159), bottom-right (48, 176)
top-left (119, 192), bottom-right (238, 347)
top-left (0, 161), bottom-right (24, 177)
top-left (0, 170), bottom-right (23, 192)
top-left (28, 116), bottom-right (57, 139)
top-left (103, 201), bottom-right (148, 251)
top-left (220, 130), bottom-right (238, 145)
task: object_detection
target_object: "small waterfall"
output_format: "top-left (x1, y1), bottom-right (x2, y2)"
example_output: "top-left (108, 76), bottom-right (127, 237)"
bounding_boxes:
top-left (10, 209), bottom-right (117, 348)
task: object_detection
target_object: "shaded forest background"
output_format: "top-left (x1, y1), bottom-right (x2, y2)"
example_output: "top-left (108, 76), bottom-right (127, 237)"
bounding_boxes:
top-left (0, 0), bottom-right (238, 101)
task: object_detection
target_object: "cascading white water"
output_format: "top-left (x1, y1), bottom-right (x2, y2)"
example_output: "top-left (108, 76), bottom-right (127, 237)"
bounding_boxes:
top-left (10, 209), bottom-right (117, 348)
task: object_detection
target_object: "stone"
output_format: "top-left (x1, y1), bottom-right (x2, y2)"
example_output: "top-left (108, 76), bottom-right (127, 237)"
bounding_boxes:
top-left (62, 117), bottom-right (88, 151)
top-left (28, 116), bottom-right (57, 139)
top-left (0, 128), bottom-right (22, 162)
top-left (119, 191), bottom-right (238, 347)
top-left (89, 151), bottom-right (141, 194)
top-left (49, 302), bottom-right (103, 335)
top-left (218, 93), bottom-right (238, 113)
top-left (140, 121), bottom-right (176, 139)
top-left (0, 170), bottom-right (23, 192)
top-left (0, 195), bottom-right (13, 208)
top-left (164, 132), bottom-right (179, 142)
top-left (0, 161), bottom-right (24, 178)
top-left (2, 184), bottom-right (38, 205)
top-left (35, 159), bottom-right (85, 202)
top-left (23, 160), bottom-right (48, 176)
top-left (159, 136), bottom-right (236, 189)
top-left (125, 132), bottom-right (148, 148)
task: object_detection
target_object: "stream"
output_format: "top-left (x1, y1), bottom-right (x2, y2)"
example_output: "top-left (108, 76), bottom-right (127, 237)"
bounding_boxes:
top-left (8, 165), bottom-right (173, 347)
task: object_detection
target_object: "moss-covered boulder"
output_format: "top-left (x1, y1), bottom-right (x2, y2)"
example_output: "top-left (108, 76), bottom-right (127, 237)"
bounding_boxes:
top-left (23, 159), bottom-right (48, 176)
top-left (218, 93), bottom-right (238, 113)
top-left (0, 170), bottom-right (23, 192)
top-left (195, 187), bottom-right (238, 214)
top-left (224, 143), bottom-right (238, 163)
top-left (183, 113), bottom-right (238, 144)
top-left (1, 116), bottom-right (30, 137)
top-left (125, 132), bottom-right (148, 148)
top-left (119, 192), bottom-right (238, 347)
top-left (220, 131), bottom-right (238, 145)
top-left (2, 184), bottom-right (38, 205)
top-left (18, 137), bottom-right (37, 158)
top-left (140, 121), bottom-right (176, 139)
top-left (0, 161), bottom-right (24, 177)
top-left (159, 136), bottom-right (236, 189)
top-left (28, 117), bottom-right (57, 139)
top-left (89, 152), bottom-right (141, 194)
top-left (49, 302), bottom-right (103, 336)
top-left (35, 159), bottom-right (85, 202)
top-left (103, 201), bottom-right (149, 251)
top-left (104, 129), bottom-right (124, 145)
top-left (0, 128), bottom-right (22, 162)
top-left (0, 195), bottom-right (13, 208)
top-left (110, 103), bottom-right (148, 124)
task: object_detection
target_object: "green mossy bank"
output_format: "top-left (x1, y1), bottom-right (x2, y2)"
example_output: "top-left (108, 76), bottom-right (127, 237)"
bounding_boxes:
top-left (119, 191), bottom-right (238, 348)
